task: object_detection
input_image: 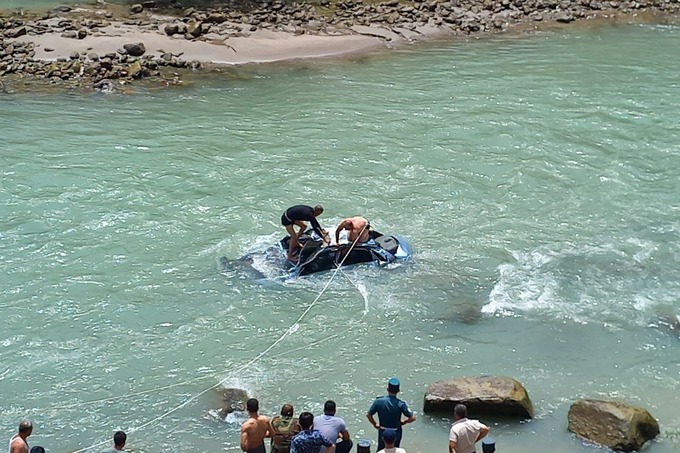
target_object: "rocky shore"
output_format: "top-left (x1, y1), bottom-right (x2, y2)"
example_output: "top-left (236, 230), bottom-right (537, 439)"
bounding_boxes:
top-left (1, 0), bottom-right (679, 90)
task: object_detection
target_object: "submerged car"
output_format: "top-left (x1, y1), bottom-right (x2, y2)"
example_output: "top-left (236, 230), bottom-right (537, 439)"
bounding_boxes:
top-left (221, 226), bottom-right (412, 280)
top-left (282, 226), bottom-right (413, 277)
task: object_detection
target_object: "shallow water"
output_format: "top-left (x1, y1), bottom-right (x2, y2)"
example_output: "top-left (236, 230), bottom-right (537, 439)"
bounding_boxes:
top-left (2, 21), bottom-right (680, 453)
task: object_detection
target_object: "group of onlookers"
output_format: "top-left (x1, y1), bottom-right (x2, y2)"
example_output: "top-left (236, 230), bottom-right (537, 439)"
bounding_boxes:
top-left (240, 377), bottom-right (496, 453)
top-left (7, 378), bottom-right (496, 453)
top-left (7, 420), bottom-right (127, 453)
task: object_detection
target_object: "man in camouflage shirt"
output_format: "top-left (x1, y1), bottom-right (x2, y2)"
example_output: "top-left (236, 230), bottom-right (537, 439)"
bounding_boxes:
top-left (270, 404), bottom-right (302, 453)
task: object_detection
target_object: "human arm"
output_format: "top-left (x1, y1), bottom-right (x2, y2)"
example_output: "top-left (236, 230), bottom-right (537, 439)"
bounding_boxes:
top-left (366, 413), bottom-right (380, 430)
top-left (335, 220), bottom-right (350, 245)
top-left (400, 414), bottom-right (416, 425)
top-left (340, 428), bottom-right (350, 441)
top-left (240, 426), bottom-right (248, 451)
top-left (265, 417), bottom-right (273, 438)
top-left (449, 439), bottom-right (457, 453)
top-left (306, 210), bottom-right (326, 240)
top-left (9, 440), bottom-right (24, 453)
top-left (400, 401), bottom-right (416, 425)
top-left (476, 425), bottom-right (490, 442)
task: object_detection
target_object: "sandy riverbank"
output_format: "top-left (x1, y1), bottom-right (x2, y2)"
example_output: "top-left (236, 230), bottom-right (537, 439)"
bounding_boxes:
top-left (1, 0), bottom-right (679, 90)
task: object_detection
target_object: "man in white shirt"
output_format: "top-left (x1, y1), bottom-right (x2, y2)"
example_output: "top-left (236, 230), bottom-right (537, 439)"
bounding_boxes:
top-left (449, 404), bottom-right (490, 453)
top-left (377, 429), bottom-right (406, 453)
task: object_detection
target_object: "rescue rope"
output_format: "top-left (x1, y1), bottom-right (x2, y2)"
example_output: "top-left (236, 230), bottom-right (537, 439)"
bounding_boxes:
top-left (69, 224), bottom-right (369, 453)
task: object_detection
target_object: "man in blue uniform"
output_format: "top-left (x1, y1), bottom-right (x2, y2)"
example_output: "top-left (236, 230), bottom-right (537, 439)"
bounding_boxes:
top-left (366, 378), bottom-right (416, 451)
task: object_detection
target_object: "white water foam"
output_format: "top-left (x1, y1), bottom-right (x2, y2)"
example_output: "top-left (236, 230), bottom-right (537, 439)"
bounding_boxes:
top-left (482, 239), bottom-right (680, 329)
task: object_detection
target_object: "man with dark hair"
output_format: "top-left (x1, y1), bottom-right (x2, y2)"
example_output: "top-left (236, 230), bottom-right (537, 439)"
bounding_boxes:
top-left (9, 420), bottom-right (32, 453)
top-left (290, 412), bottom-right (334, 453)
top-left (377, 428), bottom-right (406, 453)
top-left (270, 403), bottom-right (301, 453)
top-left (29, 447), bottom-right (45, 453)
top-left (313, 400), bottom-right (352, 453)
top-left (448, 404), bottom-right (490, 453)
top-left (241, 398), bottom-right (271, 453)
top-left (100, 430), bottom-right (127, 453)
top-left (281, 205), bottom-right (330, 261)
top-left (366, 378), bottom-right (416, 451)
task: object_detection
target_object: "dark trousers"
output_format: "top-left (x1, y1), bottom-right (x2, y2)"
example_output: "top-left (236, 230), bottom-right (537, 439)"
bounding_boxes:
top-left (335, 439), bottom-right (353, 453)
top-left (377, 428), bottom-right (403, 451)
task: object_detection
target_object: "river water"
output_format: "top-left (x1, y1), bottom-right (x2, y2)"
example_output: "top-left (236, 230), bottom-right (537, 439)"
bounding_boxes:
top-left (2, 18), bottom-right (680, 453)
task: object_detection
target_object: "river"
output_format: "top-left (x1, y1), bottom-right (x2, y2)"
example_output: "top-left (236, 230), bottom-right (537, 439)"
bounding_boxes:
top-left (1, 16), bottom-right (679, 453)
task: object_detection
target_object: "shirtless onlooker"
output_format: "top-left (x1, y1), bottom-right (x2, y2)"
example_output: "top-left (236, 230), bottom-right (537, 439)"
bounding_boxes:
top-left (241, 398), bottom-right (271, 453)
top-left (335, 217), bottom-right (370, 244)
top-left (9, 420), bottom-right (32, 453)
top-left (100, 431), bottom-right (127, 453)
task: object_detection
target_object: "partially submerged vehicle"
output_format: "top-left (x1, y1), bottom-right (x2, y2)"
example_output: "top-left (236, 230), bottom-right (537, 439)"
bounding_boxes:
top-left (282, 227), bottom-right (412, 277)
top-left (220, 226), bottom-right (412, 280)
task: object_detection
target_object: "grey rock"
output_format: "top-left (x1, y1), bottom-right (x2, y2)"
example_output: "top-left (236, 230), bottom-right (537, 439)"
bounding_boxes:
top-left (164, 23), bottom-right (179, 35)
top-left (6, 26), bottom-right (27, 38)
top-left (131, 4), bottom-right (144, 14)
top-left (423, 376), bottom-right (534, 418)
top-left (77, 28), bottom-right (88, 39)
top-left (123, 42), bottom-right (146, 56)
top-left (61, 31), bottom-right (77, 38)
top-left (555, 11), bottom-right (575, 22)
top-left (568, 399), bottom-right (659, 451)
top-left (187, 21), bottom-right (203, 37)
top-left (141, 0), bottom-right (156, 8)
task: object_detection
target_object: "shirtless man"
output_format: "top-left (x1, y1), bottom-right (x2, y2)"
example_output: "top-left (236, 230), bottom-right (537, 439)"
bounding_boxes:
top-left (241, 398), bottom-right (271, 453)
top-left (335, 216), bottom-right (370, 244)
top-left (9, 420), bottom-right (32, 453)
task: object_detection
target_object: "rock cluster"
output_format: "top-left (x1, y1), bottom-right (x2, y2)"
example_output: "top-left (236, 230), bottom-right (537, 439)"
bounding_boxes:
top-left (1, 0), bottom-right (679, 90)
top-left (0, 36), bottom-right (201, 88)
top-left (424, 376), bottom-right (661, 452)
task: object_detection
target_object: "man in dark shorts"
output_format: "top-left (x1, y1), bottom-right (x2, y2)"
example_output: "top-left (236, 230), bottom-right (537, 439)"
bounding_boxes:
top-left (281, 205), bottom-right (330, 261)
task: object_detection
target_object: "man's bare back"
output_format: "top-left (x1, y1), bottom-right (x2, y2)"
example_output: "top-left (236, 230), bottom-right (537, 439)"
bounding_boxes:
top-left (241, 414), bottom-right (270, 453)
top-left (336, 216), bottom-right (370, 244)
top-left (9, 435), bottom-right (28, 453)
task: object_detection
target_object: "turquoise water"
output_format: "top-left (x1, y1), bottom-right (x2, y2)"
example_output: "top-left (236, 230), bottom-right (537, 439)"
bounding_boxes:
top-left (2, 22), bottom-right (680, 453)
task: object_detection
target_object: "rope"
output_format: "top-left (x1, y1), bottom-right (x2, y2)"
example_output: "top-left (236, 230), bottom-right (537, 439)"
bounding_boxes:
top-left (69, 224), bottom-right (370, 453)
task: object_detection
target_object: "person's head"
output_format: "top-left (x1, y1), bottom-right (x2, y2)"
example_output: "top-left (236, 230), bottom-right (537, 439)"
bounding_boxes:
top-left (387, 377), bottom-right (400, 395)
top-left (280, 403), bottom-right (294, 417)
top-left (382, 428), bottom-right (398, 447)
top-left (323, 400), bottom-right (336, 415)
top-left (29, 447), bottom-right (45, 453)
top-left (18, 420), bottom-right (33, 438)
top-left (113, 431), bottom-right (127, 449)
top-left (313, 205), bottom-right (324, 217)
top-left (299, 412), bottom-right (314, 430)
top-left (246, 398), bottom-right (259, 413)
top-left (482, 437), bottom-right (496, 453)
top-left (454, 404), bottom-right (467, 420)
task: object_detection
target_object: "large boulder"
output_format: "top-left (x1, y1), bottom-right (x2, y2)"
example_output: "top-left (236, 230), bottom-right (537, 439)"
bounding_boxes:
top-left (423, 376), bottom-right (533, 418)
top-left (568, 399), bottom-right (659, 451)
